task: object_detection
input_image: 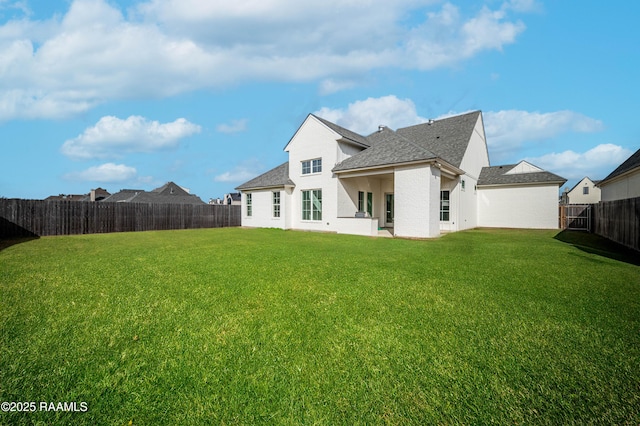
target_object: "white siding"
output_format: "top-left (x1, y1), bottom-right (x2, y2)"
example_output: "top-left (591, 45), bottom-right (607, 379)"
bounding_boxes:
top-left (478, 185), bottom-right (560, 229)
top-left (566, 177), bottom-right (601, 204)
top-left (458, 115), bottom-right (490, 179)
top-left (285, 116), bottom-right (341, 232)
top-left (394, 164), bottom-right (440, 238)
top-left (454, 114), bottom-right (488, 231)
top-left (241, 189), bottom-right (287, 229)
top-left (600, 170), bottom-right (640, 201)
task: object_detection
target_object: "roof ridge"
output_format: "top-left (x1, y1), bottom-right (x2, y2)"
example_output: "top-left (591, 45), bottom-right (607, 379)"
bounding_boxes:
top-left (311, 114), bottom-right (370, 146)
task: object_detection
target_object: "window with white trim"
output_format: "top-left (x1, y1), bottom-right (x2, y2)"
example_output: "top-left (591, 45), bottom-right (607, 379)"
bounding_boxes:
top-left (273, 191), bottom-right (280, 218)
top-left (246, 193), bottom-right (252, 217)
top-left (302, 158), bottom-right (322, 175)
top-left (358, 191), bottom-right (365, 212)
top-left (302, 190), bottom-right (322, 221)
top-left (583, 186), bottom-right (589, 195)
top-left (440, 190), bottom-right (450, 221)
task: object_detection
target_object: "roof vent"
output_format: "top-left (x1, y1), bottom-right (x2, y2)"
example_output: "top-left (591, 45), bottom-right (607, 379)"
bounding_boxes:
top-left (378, 125), bottom-right (386, 132)
top-left (427, 119), bottom-right (435, 125)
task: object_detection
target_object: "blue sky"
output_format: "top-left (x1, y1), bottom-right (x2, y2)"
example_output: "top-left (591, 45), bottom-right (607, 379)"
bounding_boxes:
top-left (1, 0), bottom-right (638, 201)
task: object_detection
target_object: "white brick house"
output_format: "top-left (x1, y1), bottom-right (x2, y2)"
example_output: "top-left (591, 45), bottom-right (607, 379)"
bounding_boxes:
top-left (236, 111), bottom-right (566, 238)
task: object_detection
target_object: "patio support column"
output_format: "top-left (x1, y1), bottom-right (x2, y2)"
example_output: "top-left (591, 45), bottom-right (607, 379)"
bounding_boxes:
top-left (394, 164), bottom-right (441, 238)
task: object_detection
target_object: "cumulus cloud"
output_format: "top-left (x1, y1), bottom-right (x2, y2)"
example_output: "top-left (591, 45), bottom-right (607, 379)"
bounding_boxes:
top-left (63, 162), bottom-right (137, 182)
top-left (61, 115), bottom-right (201, 160)
top-left (526, 144), bottom-right (633, 181)
top-left (216, 119), bottom-right (248, 134)
top-left (214, 159), bottom-right (263, 183)
top-left (315, 95), bottom-right (428, 135)
top-left (483, 110), bottom-right (604, 156)
top-left (404, 3), bottom-right (525, 69)
top-left (0, 0), bottom-right (533, 120)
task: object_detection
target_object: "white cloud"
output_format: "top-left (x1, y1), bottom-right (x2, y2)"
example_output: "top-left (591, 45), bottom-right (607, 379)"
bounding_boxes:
top-left (61, 115), bottom-right (201, 160)
top-left (214, 159), bottom-right (263, 183)
top-left (483, 110), bottom-right (604, 156)
top-left (216, 119), bottom-right (248, 134)
top-left (0, 0), bottom-right (533, 120)
top-left (63, 162), bottom-right (137, 183)
top-left (501, 0), bottom-right (542, 13)
top-left (314, 95), bottom-right (428, 135)
top-left (526, 144), bottom-right (633, 181)
top-left (403, 3), bottom-right (525, 69)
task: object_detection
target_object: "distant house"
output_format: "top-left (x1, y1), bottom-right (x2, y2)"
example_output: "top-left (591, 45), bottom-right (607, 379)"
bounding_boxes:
top-left (561, 177), bottom-right (601, 204)
top-left (236, 111), bottom-right (566, 238)
top-left (597, 148), bottom-right (640, 201)
top-left (102, 182), bottom-right (205, 204)
top-left (44, 187), bottom-right (111, 202)
top-left (44, 194), bottom-right (86, 201)
top-left (223, 192), bottom-right (241, 205)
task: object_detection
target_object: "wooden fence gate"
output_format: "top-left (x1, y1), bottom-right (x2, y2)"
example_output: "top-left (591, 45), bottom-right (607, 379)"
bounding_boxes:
top-left (559, 204), bottom-right (592, 231)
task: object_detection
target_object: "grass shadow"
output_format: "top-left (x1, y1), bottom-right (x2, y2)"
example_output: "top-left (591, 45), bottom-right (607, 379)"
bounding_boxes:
top-left (0, 217), bottom-right (40, 252)
top-left (0, 236), bottom-right (40, 252)
top-left (554, 230), bottom-right (640, 266)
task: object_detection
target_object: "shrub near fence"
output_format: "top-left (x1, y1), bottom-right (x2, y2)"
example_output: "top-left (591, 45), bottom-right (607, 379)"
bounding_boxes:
top-left (0, 199), bottom-right (241, 238)
top-left (593, 196), bottom-right (640, 252)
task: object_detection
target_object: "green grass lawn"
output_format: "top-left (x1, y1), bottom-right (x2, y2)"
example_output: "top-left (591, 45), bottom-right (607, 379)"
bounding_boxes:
top-left (1, 228), bottom-right (639, 425)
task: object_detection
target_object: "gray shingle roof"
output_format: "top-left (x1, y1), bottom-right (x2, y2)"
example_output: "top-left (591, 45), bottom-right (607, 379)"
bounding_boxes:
top-left (102, 183), bottom-right (205, 204)
top-left (599, 147), bottom-right (640, 185)
top-left (478, 164), bottom-right (566, 186)
top-left (312, 114), bottom-right (370, 147)
top-left (396, 111), bottom-right (481, 168)
top-left (236, 162), bottom-right (295, 190)
top-left (332, 110), bottom-right (481, 172)
top-left (102, 189), bottom-right (143, 202)
top-left (332, 128), bottom-right (439, 172)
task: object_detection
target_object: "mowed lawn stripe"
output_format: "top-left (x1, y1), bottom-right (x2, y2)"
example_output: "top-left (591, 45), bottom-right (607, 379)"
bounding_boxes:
top-left (1, 228), bottom-right (638, 424)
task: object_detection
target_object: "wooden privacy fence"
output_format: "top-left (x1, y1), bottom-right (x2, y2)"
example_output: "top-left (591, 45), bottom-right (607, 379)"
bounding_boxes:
top-left (0, 199), bottom-right (241, 238)
top-left (593, 197), bottom-right (640, 252)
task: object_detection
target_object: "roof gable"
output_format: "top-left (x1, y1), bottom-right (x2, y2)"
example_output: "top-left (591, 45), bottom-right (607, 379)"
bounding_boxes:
top-left (312, 114), bottom-right (370, 147)
top-left (284, 114), bottom-right (369, 152)
top-left (504, 160), bottom-right (543, 175)
top-left (566, 176), bottom-right (598, 195)
top-left (152, 181), bottom-right (190, 196)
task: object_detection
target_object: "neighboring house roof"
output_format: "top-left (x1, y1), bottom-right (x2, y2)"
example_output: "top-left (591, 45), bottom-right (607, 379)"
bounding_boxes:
top-left (236, 162), bottom-right (295, 190)
top-left (44, 188), bottom-right (111, 201)
top-left (44, 194), bottom-right (86, 201)
top-left (478, 163), bottom-right (566, 186)
top-left (102, 189), bottom-right (144, 203)
top-left (598, 147), bottom-right (640, 186)
top-left (151, 181), bottom-right (191, 196)
top-left (566, 177), bottom-right (599, 194)
top-left (332, 111), bottom-right (481, 173)
top-left (102, 182), bottom-right (205, 204)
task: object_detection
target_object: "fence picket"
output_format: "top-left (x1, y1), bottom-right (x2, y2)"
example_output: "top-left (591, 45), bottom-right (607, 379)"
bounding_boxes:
top-left (0, 199), bottom-right (241, 238)
top-left (593, 197), bottom-right (640, 252)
